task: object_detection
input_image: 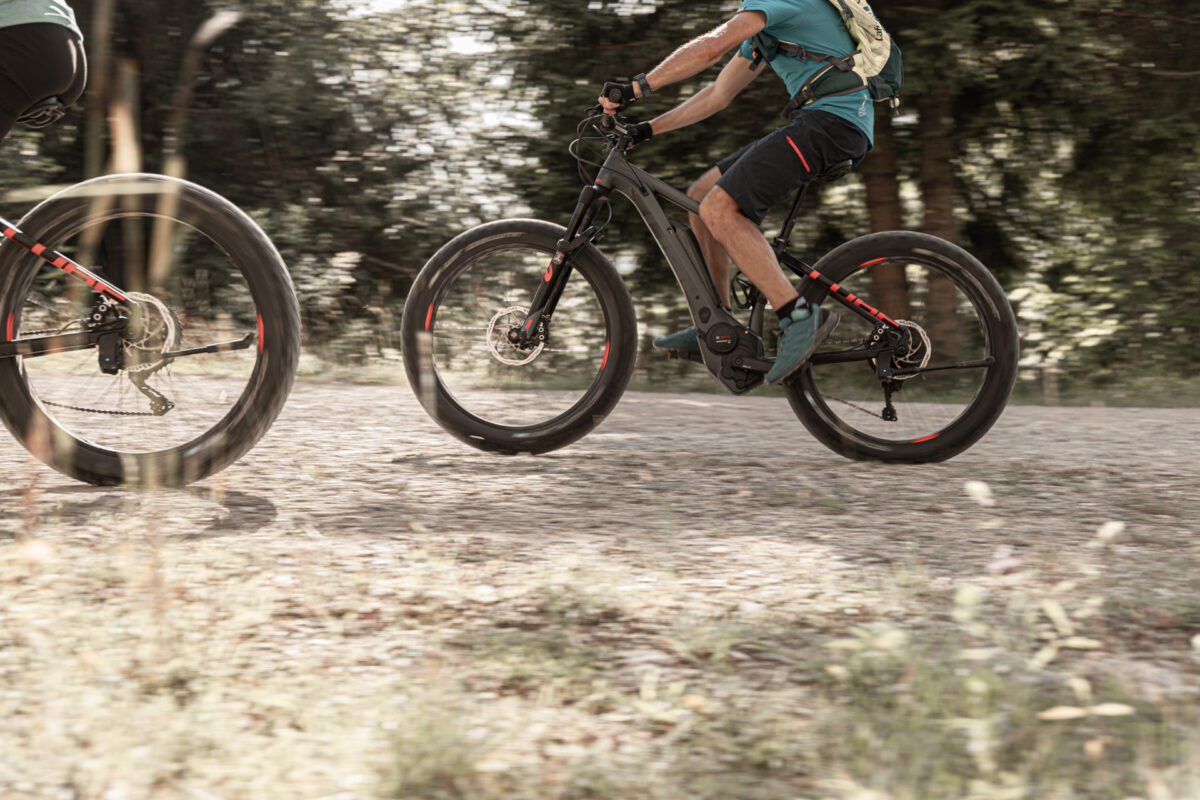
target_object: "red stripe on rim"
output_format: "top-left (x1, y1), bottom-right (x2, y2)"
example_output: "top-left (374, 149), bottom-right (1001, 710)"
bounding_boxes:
top-left (860, 257), bottom-right (888, 269)
top-left (911, 433), bottom-right (940, 444)
top-left (601, 341), bottom-right (610, 370)
top-left (257, 314), bottom-right (264, 353)
top-left (5, 313), bottom-right (13, 341)
top-left (425, 303), bottom-right (434, 331)
top-left (785, 136), bottom-right (811, 172)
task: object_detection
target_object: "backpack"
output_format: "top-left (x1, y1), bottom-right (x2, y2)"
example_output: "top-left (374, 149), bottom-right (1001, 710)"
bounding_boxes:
top-left (750, 0), bottom-right (903, 114)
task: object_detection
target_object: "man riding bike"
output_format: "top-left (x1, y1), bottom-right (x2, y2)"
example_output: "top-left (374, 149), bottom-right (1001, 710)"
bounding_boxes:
top-left (598, 0), bottom-right (874, 385)
top-left (0, 0), bottom-right (86, 139)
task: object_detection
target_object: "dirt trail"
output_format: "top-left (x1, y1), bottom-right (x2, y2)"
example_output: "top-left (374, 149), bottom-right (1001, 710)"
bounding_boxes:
top-left (3, 385), bottom-right (1197, 564)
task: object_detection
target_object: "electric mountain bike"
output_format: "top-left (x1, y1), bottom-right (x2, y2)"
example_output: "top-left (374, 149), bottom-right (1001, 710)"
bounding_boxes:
top-left (400, 110), bottom-right (1018, 462)
top-left (0, 173), bottom-right (301, 486)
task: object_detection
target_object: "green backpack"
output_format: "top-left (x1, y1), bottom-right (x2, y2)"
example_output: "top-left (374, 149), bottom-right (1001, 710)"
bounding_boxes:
top-left (751, 0), bottom-right (903, 114)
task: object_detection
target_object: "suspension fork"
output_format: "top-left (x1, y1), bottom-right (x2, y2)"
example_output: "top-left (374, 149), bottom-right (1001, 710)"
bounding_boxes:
top-left (515, 183), bottom-right (610, 346)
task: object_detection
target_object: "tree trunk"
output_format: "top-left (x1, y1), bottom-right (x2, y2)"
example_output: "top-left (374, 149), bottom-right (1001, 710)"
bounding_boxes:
top-left (916, 85), bottom-right (965, 359)
top-left (861, 103), bottom-right (909, 320)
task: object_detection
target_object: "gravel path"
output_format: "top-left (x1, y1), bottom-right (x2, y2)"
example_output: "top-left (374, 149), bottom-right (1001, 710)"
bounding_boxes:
top-left (2, 384), bottom-right (1198, 798)
top-left (3, 384), bottom-right (1197, 593)
top-left (1, 383), bottom-right (1195, 539)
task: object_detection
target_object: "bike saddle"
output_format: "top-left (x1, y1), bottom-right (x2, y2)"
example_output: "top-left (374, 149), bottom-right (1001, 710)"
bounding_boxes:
top-left (816, 159), bottom-right (854, 184)
top-left (17, 97), bottom-right (66, 129)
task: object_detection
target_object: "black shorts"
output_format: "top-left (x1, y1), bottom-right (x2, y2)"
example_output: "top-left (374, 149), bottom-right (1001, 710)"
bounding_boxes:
top-left (715, 109), bottom-right (870, 225)
top-left (0, 23), bottom-right (87, 140)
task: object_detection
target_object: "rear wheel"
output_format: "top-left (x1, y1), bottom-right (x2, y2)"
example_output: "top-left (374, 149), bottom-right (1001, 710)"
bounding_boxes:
top-left (785, 231), bottom-right (1018, 462)
top-left (0, 174), bottom-right (300, 486)
top-left (401, 219), bottom-right (637, 453)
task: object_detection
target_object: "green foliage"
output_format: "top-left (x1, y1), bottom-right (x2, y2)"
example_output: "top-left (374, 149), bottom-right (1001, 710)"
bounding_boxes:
top-left (4, 0), bottom-right (1196, 394)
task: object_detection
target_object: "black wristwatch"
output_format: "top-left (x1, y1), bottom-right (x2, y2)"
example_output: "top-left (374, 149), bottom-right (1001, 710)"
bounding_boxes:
top-left (634, 73), bottom-right (652, 98)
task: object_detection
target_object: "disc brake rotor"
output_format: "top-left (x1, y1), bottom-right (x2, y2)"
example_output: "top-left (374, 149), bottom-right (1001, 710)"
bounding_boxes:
top-left (869, 319), bottom-right (931, 381)
top-left (124, 291), bottom-right (182, 376)
top-left (486, 306), bottom-right (544, 366)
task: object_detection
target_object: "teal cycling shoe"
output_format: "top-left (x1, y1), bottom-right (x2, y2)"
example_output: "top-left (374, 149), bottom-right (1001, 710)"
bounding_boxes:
top-left (765, 305), bottom-right (839, 385)
top-left (652, 325), bottom-right (700, 353)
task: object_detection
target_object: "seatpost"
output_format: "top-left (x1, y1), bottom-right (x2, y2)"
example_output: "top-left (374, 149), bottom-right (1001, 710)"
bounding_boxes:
top-left (772, 182), bottom-right (810, 252)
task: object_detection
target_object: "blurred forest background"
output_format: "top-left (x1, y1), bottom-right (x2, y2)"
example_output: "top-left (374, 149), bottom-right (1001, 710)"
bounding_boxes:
top-left (2, 0), bottom-right (1197, 403)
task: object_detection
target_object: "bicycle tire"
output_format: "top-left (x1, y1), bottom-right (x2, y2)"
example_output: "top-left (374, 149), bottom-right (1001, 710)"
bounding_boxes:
top-left (401, 218), bottom-right (637, 454)
top-left (785, 230), bottom-right (1018, 462)
top-left (0, 173), bottom-right (300, 486)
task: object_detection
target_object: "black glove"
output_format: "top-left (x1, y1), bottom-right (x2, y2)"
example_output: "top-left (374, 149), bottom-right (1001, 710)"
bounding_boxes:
top-left (600, 78), bottom-right (637, 111)
top-left (626, 121), bottom-right (653, 149)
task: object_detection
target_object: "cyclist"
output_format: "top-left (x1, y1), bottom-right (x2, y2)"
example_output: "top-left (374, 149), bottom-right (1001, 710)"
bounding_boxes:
top-left (0, 0), bottom-right (86, 140)
top-left (598, 0), bottom-right (873, 385)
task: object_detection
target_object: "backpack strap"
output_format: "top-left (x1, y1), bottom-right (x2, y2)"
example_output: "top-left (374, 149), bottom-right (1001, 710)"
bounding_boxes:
top-left (781, 61), bottom-right (869, 117)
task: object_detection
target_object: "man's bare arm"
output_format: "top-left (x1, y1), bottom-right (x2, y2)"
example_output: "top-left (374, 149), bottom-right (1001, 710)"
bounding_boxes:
top-left (648, 53), bottom-right (765, 136)
top-left (598, 10), bottom-right (766, 111)
top-left (640, 11), bottom-right (766, 96)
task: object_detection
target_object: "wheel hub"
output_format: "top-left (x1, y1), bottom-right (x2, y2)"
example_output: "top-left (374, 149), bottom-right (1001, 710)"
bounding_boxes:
top-left (869, 320), bottom-right (931, 381)
top-left (487, 306), bottom-right (544, 366)
top-left (124, 292), bottom-right (182, 376)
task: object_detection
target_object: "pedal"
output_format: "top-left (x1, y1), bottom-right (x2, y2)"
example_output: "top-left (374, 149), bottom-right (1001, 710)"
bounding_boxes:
top-left (666, 348), bottom-right (704, 364)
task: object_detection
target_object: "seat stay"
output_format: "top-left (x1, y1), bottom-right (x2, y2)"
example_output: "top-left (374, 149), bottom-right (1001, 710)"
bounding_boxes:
top-left (1, 215), bottom-right (131, 304)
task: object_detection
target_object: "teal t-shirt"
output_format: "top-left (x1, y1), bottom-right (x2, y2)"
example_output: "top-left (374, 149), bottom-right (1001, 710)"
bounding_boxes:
top-left (737, 0), bottom-right (872, 146)
top-left (0, 0), bottom-right (82, 39)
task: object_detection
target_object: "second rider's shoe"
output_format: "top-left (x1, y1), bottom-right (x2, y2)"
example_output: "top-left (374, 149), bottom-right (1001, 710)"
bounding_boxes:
top-left (653, 325), bottom-right (700, 356)
top-left (765, 304), bottom-right (840, 385)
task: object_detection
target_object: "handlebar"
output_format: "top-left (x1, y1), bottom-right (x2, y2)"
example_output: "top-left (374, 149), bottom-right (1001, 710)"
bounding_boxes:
top-left (584, 106), bottom-right (638, 146)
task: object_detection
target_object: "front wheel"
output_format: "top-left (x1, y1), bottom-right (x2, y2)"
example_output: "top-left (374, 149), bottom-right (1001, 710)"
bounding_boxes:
top-left (400, 219), bottom-right (637, 454)
top-left (0, 174), bottom-right (301, 486)
top-left (786, 231), bottom-right (1019, 463)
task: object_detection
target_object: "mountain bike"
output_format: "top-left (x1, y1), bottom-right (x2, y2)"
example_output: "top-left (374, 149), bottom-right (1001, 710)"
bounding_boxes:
top-left (0, 173), bottom-right (301, 486)
top-left (400, 110), bottom-right (1018, 462)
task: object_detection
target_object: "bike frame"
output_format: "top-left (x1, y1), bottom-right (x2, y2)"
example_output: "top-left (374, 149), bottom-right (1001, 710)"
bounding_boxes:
top-left (520, 119), bottom-right (908, 395)
top-left (0, 214), bottom-right (134, 360)
top-left (0, 212), bottom-right (254, 365)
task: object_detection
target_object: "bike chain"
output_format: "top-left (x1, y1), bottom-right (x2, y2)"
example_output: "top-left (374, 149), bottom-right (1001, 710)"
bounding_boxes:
top-left (812, 337), bottom-right (887, 420)
top-left (41, 399), bottom-right (157, 417)
top-left (26, 293), bottom-right (178, 416)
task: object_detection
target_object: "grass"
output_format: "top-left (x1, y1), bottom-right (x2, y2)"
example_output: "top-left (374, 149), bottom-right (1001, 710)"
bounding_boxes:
top-left (1, 490), bottom-right (1198, 799)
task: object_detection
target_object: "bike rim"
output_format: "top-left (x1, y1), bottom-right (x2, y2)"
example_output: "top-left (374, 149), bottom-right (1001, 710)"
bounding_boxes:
top-left (800, 254), bottom-right (997, 446)
top-left (7, 200), bottom-right (265, 456)
top-left (427, 242), bottom-right (613, 430)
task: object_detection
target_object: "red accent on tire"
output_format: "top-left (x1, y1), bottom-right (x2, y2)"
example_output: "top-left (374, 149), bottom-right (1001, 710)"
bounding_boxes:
top-left (860, 257), bottom-right (888, 269)
top-left (601, 341), bottom-right (610, 370)
top-left (5, 313), bottom-right (12, 341)
top-left (257, 315), bottom-right (264, 353)
top-left (425, 304), bottom-right (434, 331)
top-left (910, 433), bottom-right (940, 444)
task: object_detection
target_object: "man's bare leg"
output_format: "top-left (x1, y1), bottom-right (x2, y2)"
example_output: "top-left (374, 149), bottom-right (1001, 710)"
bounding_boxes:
top-left (687, 166), bottom-right (734, 308)
top-left (697, 184), bottom-right (799, 311)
